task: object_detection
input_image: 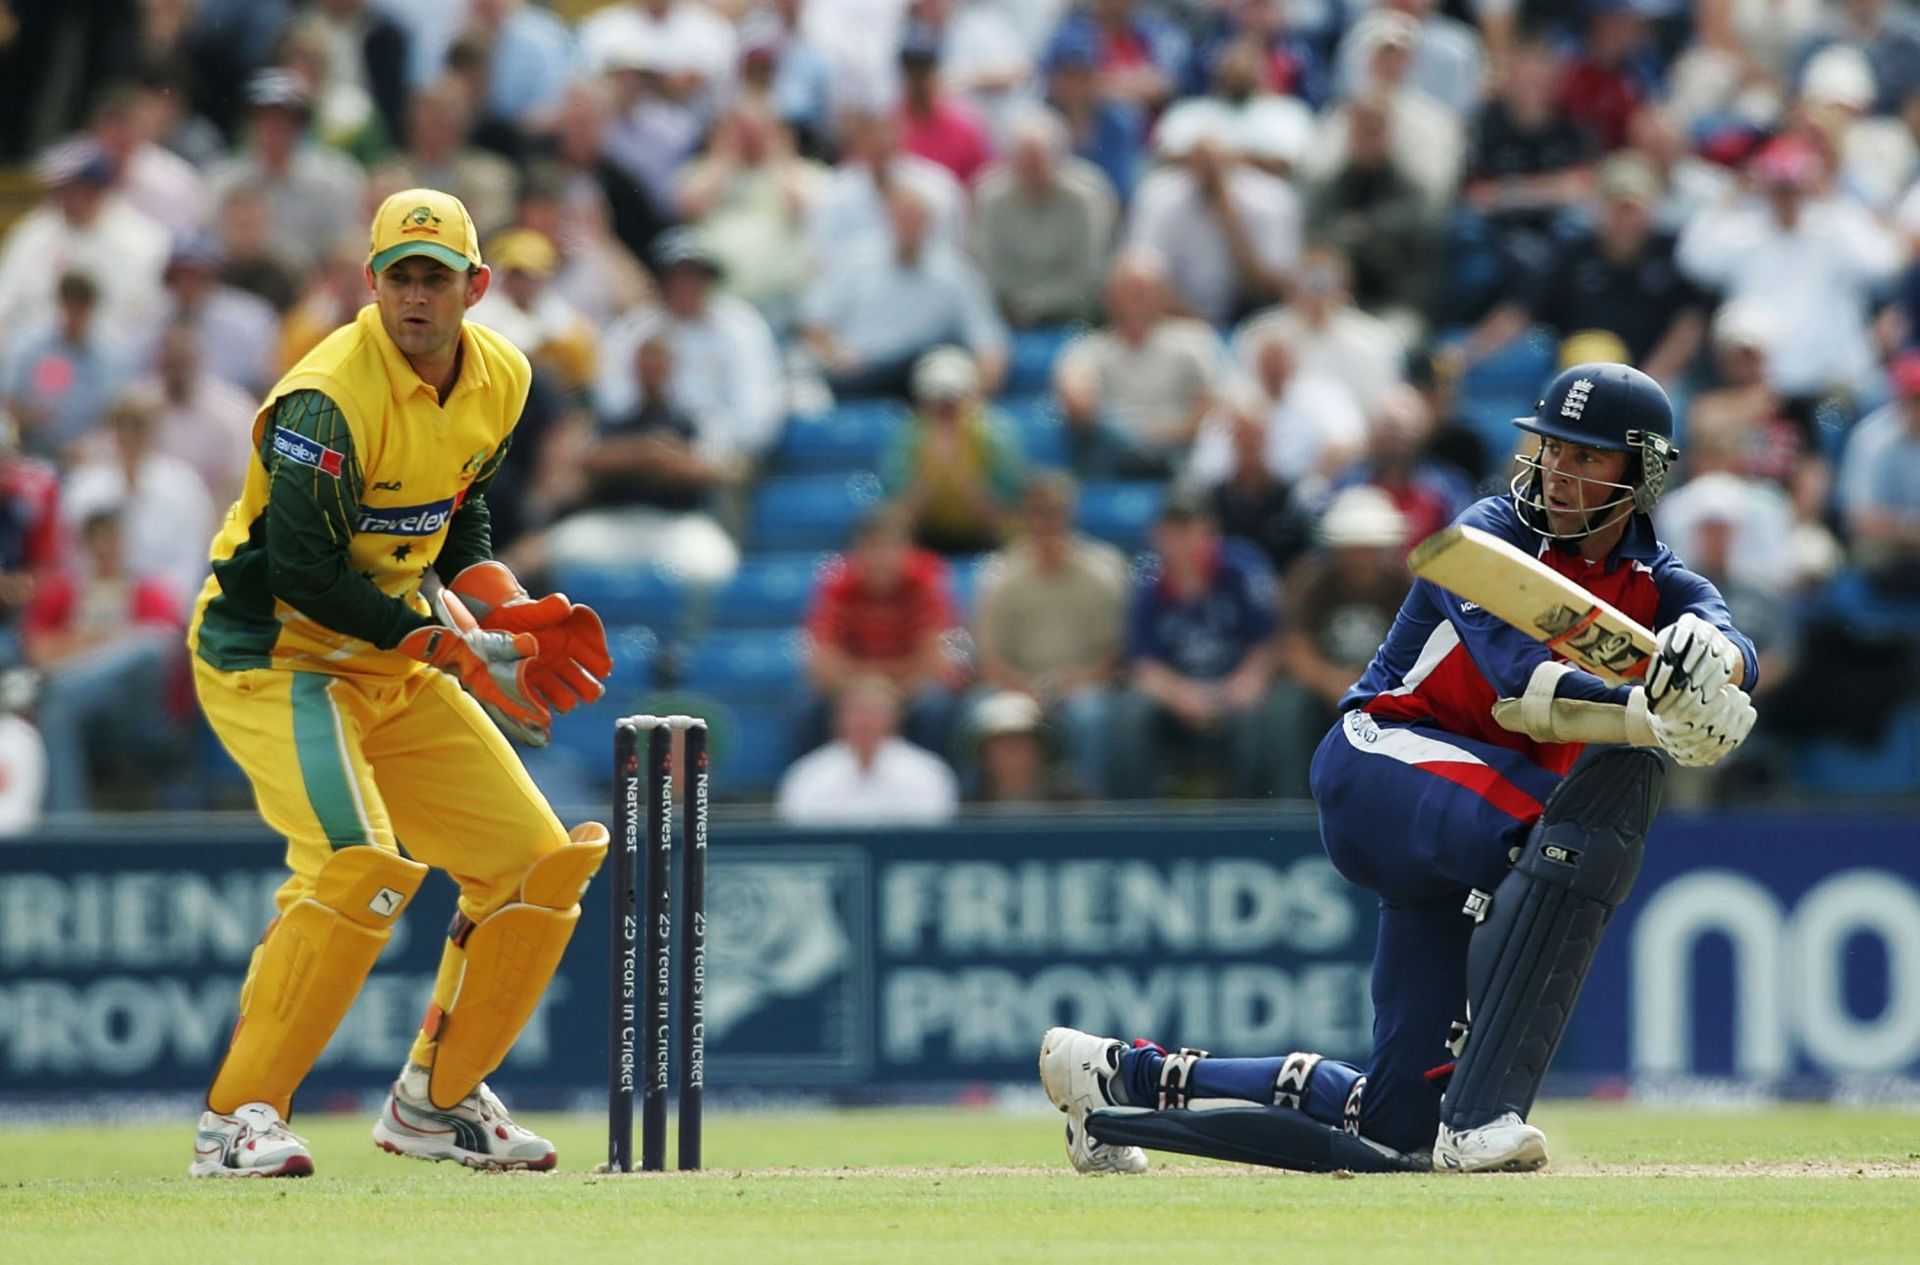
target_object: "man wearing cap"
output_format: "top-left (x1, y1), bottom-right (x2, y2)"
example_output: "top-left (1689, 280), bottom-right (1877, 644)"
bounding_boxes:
top-left (206, 70), bottom-right (365, 270)
top-left (185, 188), bottom-right (614, 1177)
top-left (882, 346), bottom-right (1026, 555)
top-left (467, 227), bottom-right (597, 392)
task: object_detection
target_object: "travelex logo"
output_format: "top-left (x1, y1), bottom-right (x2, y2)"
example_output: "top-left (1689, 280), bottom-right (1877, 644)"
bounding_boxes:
top-left (357, 497), bottom-right (455, 536)
top-left (272, 427), bottom-right (344, 478)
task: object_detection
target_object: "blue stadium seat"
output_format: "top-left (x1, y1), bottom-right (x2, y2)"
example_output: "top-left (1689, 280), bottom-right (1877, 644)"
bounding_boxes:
top-left (605, 626), bottom-right (660, 693)
top-left (698, 696), bottom-right (807, 795)
top-left (996, 394), bottom-right (1069, 468)
top-left (708, 553), bottom-right (828, 628)
top-left (771, 400), bottom-right (904, 474)
top-left (1077, 481), bottom-right (1165, 552)
top-left (948, 553), bottom-right (992, 619)
top-left (749, 473), bottom-right (886, 552)
top-left (1005, 325), bottom-right (1078, 395)
top-left (1794, 705), bottom-right (1920, 797)
top-left (682, 628), bottom-right (808, 693)
top-left (550, 563), bottom-right (689, 631)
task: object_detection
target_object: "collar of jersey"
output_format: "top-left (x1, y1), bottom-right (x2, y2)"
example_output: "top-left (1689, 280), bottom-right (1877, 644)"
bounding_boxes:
top-left (1542, 510), bottom-right (1659, 568)
top-left (360, 304), bottom-right (493, 407)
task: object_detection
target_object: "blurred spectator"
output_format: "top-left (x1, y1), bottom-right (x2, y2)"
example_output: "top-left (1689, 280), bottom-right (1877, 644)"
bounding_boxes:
top-left (910, 0), bottom-right (1036, 141)
top-left (801, 184), bottom-right (1007, 398)
top-left (1334, 0), bottom-right (1482, 117)
top-left (1189, 328), bottom-right (1366, 498)
top-left (206, 71), bottom-right (367, 272)
top-left (896, 23), bottom-right (995, 186)
top-left (22, 506), bottom-right (183, 815)
top-left (1305, 92), bottom-right (1441, 331)
top-left (1332, 385), bottom-right (1473, 550)
top-left (1678, 134), bottom-right (1901, 401)
top-left (970, 109), bottom-right (1115, 326)
top-left (481, 370), bottom-right (587, 565)
top-left (1658, 431), bottom-right (1801, 601)
top-left (1195, 0), bottom-right (1331, 111)
top-left (1277, 485), bottom-right (1413, 724)
top-left (468, 229), bottom-right (598, 394)
top-left (292, 0), bottom-right (411, 155)
top-left (87, 80), bottom-right (208, 240)
top-left (1204, 382), bottom-right (1315, 576)
top-left (1055, 248), bottom-right (1225, 478)
top-left (674, 99), bottom-right (827, 329)
top-left (1309, 10), bottom-right (1462, 214)
top-left (1623, 104), bottom-right (1735, 233)
top-left (538, 77), bottom-right (676, 269)
top-left (1048, 0), bottom-right (1189, 114)
top-left (132, 62), bottom-right (229, 171)
top-left (1838, 349), bottom-right (1920, 595)
top-left (973, 471), bottom-right (1129, 796)
top-left (599, 27), bottom-right (707, 210)
top-left (1452, 39), bottom-right (1595, 318)
top-left (452, 0), bottom-right (575, 136)
top-left (0, 139), bottom-right (168, 346)
top-left (1463, 152), bottom-right (1708, 386)
top-left (734, 0), bottom-right (837, 150)
top-left (139, 324), bottom-right (256, 507)
top-left (882, 347), bottom-right (1026, 554)
top-left (1040, 19), bottom-right (1148, 202)
top-left (599, 229), bottom-right (785, 466)
top-left (516, 158), bottom-right (655, 328)
top-left (160, 235), bottom-right (279, 396)
top-left (1154, 35), bottom-right (1315, 179)
top-left (278, 236), bottom-right (372, 372)
top-left (808, 106), bottom-right (967, 259)
top-left (1789, 0), bottom-right (1920, 117)
top-left (0, 417), bottom-right (64, 665)
top-left (968, 689), bottom-right (1075, 805)
top-left (374, 79), bottom-right (520, 240)
top-left (1128, 122), bottom-right (1299, 325)
top-left (0, 669), bottom-right (47, 836)
top-left (545, 328), bottom-right (741, 586)
top-left (1406, 346), bottom-right (1492, 488)
top-left (776, 675), bottom-right (959, 827)
top-left (1233, 246), bottom-right (1405, 411)
top-left (213, 185), bottom-right (307, 314)
top-left (1798, 43), bottom-right (1916, 214)
top-left (578, 0), bottom-right (738, 120)
top-left (1557, 0), bottom-right (1661, 152)
top-left (0, 272), bottom-right (130, 462)
top-left (64, 389), bottom-right (217, 608)
top-left (1112, 492), bottom-right (1306, 799)
top-left (1687, 299), bottom-right (1834, 530)
top-left (804, 506), bottom-right (962, 756)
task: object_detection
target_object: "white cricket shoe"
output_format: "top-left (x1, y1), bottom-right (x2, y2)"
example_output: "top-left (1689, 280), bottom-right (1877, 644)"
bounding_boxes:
top-left (1039, 1027), bottom-right (1149, 1175)
top-left (372, 1065), bottom-right (557, 1171)
top-left (189, 1102), bottom-right (314, 1178)
top-left (1433, 1111), bottom-right (1549, 1172)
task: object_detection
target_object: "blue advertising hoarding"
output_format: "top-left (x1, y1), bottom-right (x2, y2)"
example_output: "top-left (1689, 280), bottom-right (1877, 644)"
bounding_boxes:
top-left (0, 809), bottom-right (1915, 1107)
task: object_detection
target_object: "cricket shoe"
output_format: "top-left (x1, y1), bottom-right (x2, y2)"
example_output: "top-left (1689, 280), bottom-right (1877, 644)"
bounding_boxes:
top-left (1433, 1112), bottom-right (1549, 1173)
top-left (372, 1064), bottom-right (557, 1171)
top-left (1039, 1027), bottom-right (1148, 1175)
top-left (189, 1102), bottom-right (314, 1178)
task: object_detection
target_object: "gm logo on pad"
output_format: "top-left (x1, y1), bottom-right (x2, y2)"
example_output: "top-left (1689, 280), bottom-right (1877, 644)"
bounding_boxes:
top-left (357, 497), bottom-right (455, 536)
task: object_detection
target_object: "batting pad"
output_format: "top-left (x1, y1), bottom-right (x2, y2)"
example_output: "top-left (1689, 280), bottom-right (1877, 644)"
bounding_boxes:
top-left (426, 823), bottom-right (609, 1108)
top-left (1086, 1106), bottom-right (1428, 1173)
top-left (1442, 749), bottom-right (1663, 1132)
top-left (209, 846), bottom-right (428, 1115)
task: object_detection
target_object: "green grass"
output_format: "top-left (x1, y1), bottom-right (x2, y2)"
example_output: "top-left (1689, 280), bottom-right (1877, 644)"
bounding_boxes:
top-left (4, 1105), bottom-right (1917, 1264)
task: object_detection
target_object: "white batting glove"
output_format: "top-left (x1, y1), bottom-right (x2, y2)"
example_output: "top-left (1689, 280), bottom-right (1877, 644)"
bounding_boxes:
top-left (1648, 680), bottom-right (1757, 767)
top-left (1647, 613), bottom-right (1741, 718)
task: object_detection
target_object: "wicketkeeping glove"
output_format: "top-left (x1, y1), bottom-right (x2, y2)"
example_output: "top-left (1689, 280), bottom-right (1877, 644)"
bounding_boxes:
top-left (399, 584), bottom-right (552, 746)
top-left (447, 561), bottom-right (613, 714)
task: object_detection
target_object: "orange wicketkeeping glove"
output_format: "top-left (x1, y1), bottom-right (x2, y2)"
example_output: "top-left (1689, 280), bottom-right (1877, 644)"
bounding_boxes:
top-left (399, 583), bottom-right (552, 746)
top-left (447, 561), bottom-right (614, 714)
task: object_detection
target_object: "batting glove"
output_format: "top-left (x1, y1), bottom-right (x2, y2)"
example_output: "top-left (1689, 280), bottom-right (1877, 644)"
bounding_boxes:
top-left (1646, 612), bottom-right (1740, 718)
top-left (1648, 679), bottom-right (1756, 767)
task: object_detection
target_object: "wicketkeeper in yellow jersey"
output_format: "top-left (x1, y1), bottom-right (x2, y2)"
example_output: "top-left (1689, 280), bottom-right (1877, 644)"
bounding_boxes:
top-left (185, 189), bottom-right (615, 1178)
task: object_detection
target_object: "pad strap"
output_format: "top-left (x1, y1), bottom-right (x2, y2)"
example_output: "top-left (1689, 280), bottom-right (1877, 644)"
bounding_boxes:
top-left (1271, 1051), bottom-right (1323, 1111)
top-left (1157, 1048), bottom-right (1210, 1110)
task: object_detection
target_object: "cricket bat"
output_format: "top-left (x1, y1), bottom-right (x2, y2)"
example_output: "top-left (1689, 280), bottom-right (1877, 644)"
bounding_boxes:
top-left (1407, 524), bottom-right (1657, 684)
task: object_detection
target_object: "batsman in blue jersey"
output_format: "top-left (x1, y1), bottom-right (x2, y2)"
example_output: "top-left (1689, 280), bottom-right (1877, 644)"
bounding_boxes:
top-left (1040, 364), bottom-right (1760, 1174)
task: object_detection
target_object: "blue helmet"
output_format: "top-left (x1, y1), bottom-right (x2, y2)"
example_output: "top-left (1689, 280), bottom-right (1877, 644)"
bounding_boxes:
top-left (1510, 362), bottom-right (1680, 538)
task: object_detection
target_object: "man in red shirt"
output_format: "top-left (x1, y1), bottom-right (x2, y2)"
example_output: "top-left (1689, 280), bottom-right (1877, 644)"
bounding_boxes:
top-left (897, 26), bottom-right (994, 186)
top-left (804, 506), bottom-right (962, 757)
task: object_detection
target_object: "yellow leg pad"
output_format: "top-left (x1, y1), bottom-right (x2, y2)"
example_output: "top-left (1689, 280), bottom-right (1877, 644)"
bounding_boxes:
top-left (426, 825), bottom-right (609, 1108)
top-left (209, 847), bottom-right (427, 1115)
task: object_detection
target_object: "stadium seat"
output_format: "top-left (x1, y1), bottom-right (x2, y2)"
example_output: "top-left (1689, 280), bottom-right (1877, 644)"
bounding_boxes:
top-left (681, 628), bottom-right (808, 693)
top-left (947, 553), bottom-right (992, 619)
top-left (996, 394), bottom-right (1069, 468)
top-left (1077, 481), bottom-right (1165, 552)
top-left (697, 695), bottom-right (807, 796)
top-left (550, 563), bottom-right (689, 631)
top-left (1794, 704), bottom-right (1920, 797)
top-left (771, 400), bottom-right (904, 474)
top-left (1005, 325), bottom-right (1078, 395)
top-left (708, 553), bottom-right (829, 628)
top-left (748, 473), bottom-right (886, 552)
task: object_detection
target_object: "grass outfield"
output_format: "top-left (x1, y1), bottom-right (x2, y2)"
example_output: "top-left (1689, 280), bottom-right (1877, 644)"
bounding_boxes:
top-left (5, 1104), bottom-right (1917, 1265)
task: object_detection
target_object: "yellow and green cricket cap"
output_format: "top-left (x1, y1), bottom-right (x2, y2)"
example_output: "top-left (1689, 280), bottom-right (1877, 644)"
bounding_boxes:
top-left (368, 188), bottom-right (483, 275)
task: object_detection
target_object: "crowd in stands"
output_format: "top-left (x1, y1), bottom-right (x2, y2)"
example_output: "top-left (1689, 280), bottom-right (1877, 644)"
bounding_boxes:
top-left (1, 0), bottom-right (1919, 825)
